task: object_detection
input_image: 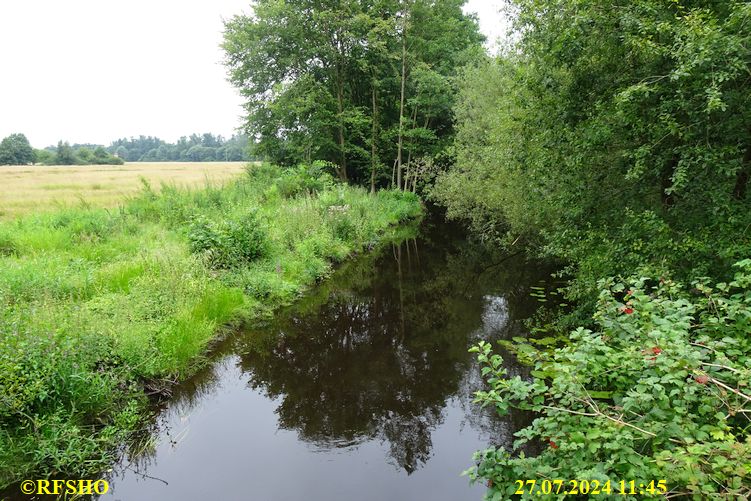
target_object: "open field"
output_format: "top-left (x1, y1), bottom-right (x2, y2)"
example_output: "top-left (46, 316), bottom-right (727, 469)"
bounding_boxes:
top-left (0, 162), bottom-right (248, 219)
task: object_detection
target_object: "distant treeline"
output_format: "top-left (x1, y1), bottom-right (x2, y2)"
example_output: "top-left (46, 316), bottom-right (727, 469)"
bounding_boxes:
top-left (109, 133), bottom-right (253, 162)
top-left (35, 141), bottom-right (124, 166)
top-left (0, 132), bottom-right (254, 166)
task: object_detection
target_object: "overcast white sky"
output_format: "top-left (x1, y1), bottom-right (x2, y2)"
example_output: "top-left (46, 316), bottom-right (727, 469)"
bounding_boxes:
top-left (0, 1), bottom-right (506, 148)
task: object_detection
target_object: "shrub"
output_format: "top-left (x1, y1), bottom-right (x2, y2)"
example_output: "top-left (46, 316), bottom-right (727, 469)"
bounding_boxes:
top-left (469, 260), bottom-right (751, 499)
top-left (274, 162), bottom-right (336, 198)
top-left (188, 209), bottom-right (268, 269)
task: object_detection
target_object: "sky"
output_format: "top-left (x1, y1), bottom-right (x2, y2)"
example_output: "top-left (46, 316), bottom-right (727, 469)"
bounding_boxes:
top-left (0, 1), bottom-right (506, 149)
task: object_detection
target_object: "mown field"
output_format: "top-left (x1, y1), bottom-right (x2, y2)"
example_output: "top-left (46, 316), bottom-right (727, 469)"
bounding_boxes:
top-left (0, 163), bottom-right (422, 486)
top-left (0, 162), bottom-right (247, 219)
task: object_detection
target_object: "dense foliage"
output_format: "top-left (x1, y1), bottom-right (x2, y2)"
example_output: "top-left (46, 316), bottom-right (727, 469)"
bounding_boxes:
top-left (31, 141), bottom-right (124, 166)
top-left (222, 0), bottom-right (484, 189)
top-left (109, 133), bottom-right (253, 162)
top-left (470, 263), bottom-right (751, 498)
top-left (433, 0), bottom-right (751, 314)
top-left (0, 165), bottom-right (421, 486)
top-left (426, 0), bottom-right (751, 497)
top-left (0, 133), bottom-right (34, 165)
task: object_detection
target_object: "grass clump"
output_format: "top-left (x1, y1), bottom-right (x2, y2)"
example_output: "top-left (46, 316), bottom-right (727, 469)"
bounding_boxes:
top-left (0, 163), bottom-right (422, 486)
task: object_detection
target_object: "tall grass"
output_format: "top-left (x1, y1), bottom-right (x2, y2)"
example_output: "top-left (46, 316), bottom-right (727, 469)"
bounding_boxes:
top-left (0, 162), bottom-right (247, 220)
top-left (0, 164), bottom-right (422, 486)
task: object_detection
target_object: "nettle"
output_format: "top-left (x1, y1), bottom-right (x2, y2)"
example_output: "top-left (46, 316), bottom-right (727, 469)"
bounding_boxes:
top-left (469, 260), bottom-right (751, 499)
top-left (188, 209), bottom-right (269, 270)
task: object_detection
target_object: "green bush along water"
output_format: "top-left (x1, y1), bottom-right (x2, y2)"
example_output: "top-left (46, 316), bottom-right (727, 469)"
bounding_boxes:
top-left (0, 163), bottom-right (422, 486)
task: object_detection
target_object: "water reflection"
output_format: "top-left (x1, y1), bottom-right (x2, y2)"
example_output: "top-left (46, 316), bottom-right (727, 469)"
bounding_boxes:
top-left (100, 217), bottom-right (552, 500)
top-left (228, 220), bottom-right (546, 473)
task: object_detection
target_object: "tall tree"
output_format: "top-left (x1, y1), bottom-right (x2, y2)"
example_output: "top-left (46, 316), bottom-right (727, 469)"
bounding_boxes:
top-left (55, 141), bottom-right (76, 165)
top-left (434, 0), bottom-right (751, 300)
top-left (222, 0), bottom-right (483, 188)
top-left (0, 133), bottom-right (35, 165)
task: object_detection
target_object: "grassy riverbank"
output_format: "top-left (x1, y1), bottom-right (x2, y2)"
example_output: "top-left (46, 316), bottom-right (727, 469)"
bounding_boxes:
top-left (0, 163), bottom-right (422, 486)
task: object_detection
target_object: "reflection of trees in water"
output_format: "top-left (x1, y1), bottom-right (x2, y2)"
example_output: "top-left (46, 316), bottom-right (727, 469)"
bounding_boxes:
top-left (109, 221), bottom-right (554, 481)
top-left (231, 225), bottom-right (552, 474)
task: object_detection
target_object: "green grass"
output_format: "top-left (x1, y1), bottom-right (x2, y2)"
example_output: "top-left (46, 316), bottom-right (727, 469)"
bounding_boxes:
top-left (0, 164), bottom-right (423, 486)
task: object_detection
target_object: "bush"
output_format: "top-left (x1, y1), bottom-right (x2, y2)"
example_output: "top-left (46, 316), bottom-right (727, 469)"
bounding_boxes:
top-left (188, 209), bottom-right (268, 269)
top-left (469, 260), bottom-right (751, 499)
top-left (274, 162), bottom-right (336, 198)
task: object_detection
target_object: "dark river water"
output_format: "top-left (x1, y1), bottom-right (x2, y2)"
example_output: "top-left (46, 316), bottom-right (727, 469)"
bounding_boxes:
top-left (98, 216), bottom-right (551, 501)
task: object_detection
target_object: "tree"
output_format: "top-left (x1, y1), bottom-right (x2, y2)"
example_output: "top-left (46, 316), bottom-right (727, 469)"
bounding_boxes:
top-left (0, 133), bottom-right (35, 165)
top-left (114, 145), bottom-right (128, 161)
top-left (76, 147), bottom-right (94, 165)
top-left (185, 145), bottom-right (215, 162)
top-left (222, 0), bottom-right (483, 187)
top-left (55, 141), bottom-right (76, 165)
top-left (33, 149), bottom-right (55, 165)
top-left (433, 0), bottom-right (751, 303)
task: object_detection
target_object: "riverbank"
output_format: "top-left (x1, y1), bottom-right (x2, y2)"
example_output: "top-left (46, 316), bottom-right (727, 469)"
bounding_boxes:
top-left (0, 163), bottom-right (423, 486)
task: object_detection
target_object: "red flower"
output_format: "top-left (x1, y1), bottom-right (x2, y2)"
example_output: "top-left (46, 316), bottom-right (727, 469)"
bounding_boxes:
top-left (651, 346), bottom-right (662, 355)
top-left (695, 375), bottom-right (709, 385)
top-left (620, 306), bottom-right (634, 314)
top-left (549, 440), bottom-right (559, 449)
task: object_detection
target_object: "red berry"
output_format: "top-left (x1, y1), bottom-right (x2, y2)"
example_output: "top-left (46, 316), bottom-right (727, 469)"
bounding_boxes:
top-left (651, 346), bottom-right (662, 355)
top-left (620, 306), bottom-right (634, 314)
top-left (549, 440), bottom-right (558, 449)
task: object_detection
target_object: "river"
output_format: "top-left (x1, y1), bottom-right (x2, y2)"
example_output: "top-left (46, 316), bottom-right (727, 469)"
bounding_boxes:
top-left (101, 215), bottom-right (551, 500)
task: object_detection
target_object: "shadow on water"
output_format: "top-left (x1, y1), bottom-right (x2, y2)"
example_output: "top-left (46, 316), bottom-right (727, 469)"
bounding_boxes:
top-left (10, 214), bottom-right (555, 501)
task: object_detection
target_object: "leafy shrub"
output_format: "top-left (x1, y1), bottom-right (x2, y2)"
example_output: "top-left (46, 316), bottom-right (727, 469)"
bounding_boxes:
top-left (188, 209), bottom-right (268, 269)
top-left (274, 162), bottom-right (336, 198)
top-left (469, 260), bottom-right (751, 499)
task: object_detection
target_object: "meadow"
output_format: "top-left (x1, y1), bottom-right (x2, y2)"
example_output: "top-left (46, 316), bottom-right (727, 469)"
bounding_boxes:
top-left (0, 163), bottom-right (422, 486)
top-left (0, 162), bottom-right (247, 219)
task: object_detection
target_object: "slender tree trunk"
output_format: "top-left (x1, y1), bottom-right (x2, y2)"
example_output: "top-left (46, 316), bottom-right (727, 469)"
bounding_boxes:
top-left (335, 61), bottom-right (348, 182)
top-left (405, 105), bottom-right (418, 186)
top-left (412, 115), bottom-right (429, 192)
top-left (396, 19), bottom-right (407, 191)
top-left (404, 158), bottom-right (411, 191)
top-left (370, 82), bottom-right (378, 194)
